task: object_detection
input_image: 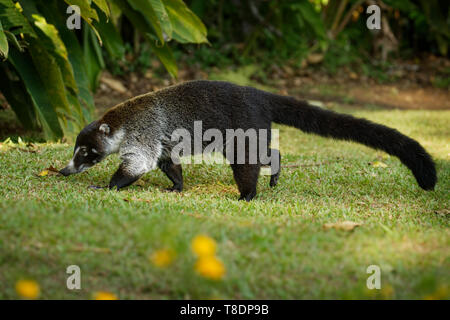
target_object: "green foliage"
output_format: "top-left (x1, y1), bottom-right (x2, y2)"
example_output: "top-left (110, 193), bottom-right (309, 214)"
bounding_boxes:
top-left (183, 0), bottom-right (448, 71)
top-left (0, 0), bottom-right (207, 140)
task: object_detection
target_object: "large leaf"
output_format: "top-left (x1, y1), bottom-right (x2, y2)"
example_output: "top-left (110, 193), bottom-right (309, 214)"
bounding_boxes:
top-left (0, 20), bottom-right (8, 58)
top-left (63, 0), bottom-right (102, 45)
top-left (145, 33), bottom-right (177, 78)
top-left (127, 0), bottom-right (165, 43)
top-left (93, 6), bottom-right (124, 60)
top-left (0, 65), bottom-right (36, 129)
top-left (8, 46), bottom-right (63, 139)
top-left (0, 0), bottom-right (36, 36)
top-left (31, 14), bottom-right (78, 93)
top-left (83, 24), bottom-right (104, 91)
top-left (164, 0), bottom-right (207, 43)
top-left (93, 0), bottom-right (110, 17)
top-left (149, 0), bottom-right (172, 40)
top-left (40, 1), bottom-right (94, 123)
top-left (28, 39), bottom-right (71, 122)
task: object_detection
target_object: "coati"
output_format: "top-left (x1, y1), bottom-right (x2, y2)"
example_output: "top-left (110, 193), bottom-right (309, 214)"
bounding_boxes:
top-left (60, 80), bottom-right (437, 201)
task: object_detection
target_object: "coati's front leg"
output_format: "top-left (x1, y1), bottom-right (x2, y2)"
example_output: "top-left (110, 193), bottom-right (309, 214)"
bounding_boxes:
top-left (158, 158), bottom-right (183, 192)
top-left (109, 155), bottom-right (149, 190)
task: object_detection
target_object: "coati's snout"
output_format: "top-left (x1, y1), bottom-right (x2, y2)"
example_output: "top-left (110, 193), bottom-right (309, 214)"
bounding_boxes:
top-left (60, 121), bottom-right (111, 176)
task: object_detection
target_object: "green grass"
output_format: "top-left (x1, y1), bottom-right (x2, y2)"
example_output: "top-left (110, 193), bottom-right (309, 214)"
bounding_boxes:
top-left (0, 107), bottom-right (449, 299)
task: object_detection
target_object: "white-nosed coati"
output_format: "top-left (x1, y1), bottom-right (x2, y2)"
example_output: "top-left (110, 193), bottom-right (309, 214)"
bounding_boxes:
top-left (60, 80), bottom-right (437, 201)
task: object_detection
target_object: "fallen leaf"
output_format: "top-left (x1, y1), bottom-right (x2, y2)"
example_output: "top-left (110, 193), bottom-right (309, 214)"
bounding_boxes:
top-left (123, 198), bottom-right (152, 203)
top-left (371, 161), bottom-right (388, 168)
top-left (307, 53), bottom-right (324, 64)
top-left (38, 170), bottom-right (49, 177)
top-left (435, 209), bottom-right (450, 217)
top-left (37, 165), bottom-right (60, 177)
top-left (323, 221), bottom-right (362, 231)
top-left (101, 76), bottom-right (128, 94)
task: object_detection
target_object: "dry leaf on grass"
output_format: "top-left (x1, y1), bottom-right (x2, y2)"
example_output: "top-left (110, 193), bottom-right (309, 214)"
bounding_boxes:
top-left (37, 166), bottom-right (60, 177)
top-left (370, 161), bottom-right (388, 168)
top-left (323, 221), bottom-right (362, 231)
top-left (435, 209), bottom-right (450, 217)
top-left (123, 198), bottom-right (152, 203)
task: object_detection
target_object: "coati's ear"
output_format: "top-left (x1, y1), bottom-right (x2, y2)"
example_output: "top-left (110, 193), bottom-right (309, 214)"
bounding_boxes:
top-left (99, 123), bottom-right (110, 135)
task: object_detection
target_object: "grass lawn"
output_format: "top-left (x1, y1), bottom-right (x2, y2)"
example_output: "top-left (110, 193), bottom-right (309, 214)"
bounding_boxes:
top-left (0, 106), bottom-right (448, 299)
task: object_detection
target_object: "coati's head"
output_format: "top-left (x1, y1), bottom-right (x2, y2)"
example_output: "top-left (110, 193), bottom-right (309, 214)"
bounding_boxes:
top-left (59, 121), bottom-right (122, 176)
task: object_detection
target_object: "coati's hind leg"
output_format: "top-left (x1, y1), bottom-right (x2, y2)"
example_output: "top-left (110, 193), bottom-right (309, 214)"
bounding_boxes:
top-left (230, 164), bottom-right (261, 201)
top-left (158, 158), bottom-right (183, 192)
top-left (269, 148), bottom-right (281, 187)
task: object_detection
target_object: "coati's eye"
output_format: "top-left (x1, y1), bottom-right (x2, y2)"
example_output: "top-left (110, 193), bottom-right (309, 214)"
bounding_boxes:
top-left (81, 147), bottom-right (88, 157)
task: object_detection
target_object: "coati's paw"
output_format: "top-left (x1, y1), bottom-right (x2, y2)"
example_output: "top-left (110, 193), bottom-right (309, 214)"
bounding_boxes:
top-left (165, 185), bottom-right (183, 193)
top-left (269, 175), bottom-right (279, 187)
top-left (238, 190), bottom-right (256, 202)
top-left (88, 185), bottom-right (107, 190)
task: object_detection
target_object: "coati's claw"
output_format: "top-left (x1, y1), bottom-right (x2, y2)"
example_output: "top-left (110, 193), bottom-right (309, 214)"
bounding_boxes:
top-left (165, 185), bottom-right (182, 193)
top-left (88, 185), bottom-right (107, 190)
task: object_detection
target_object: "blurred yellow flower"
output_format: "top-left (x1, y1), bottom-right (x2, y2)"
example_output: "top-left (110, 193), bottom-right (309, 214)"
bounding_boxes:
top-left (424, 286), bottom-right (448, 300)
top-left (191, 235), bottom-right (217, 257)
top-left (150, 249), bottom-right (176, 267)
top-left (93, 291), bottom-right (118, 300)
top-left (15, 279), bottom-right (40, 299)
top-left (195, 256), bottom-right (225, 280)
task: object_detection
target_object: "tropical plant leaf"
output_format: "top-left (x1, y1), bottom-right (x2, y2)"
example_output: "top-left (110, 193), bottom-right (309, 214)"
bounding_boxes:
top-left (0, 0), bottom-right (36, 36)
top-left (127, 0), bottom-right (165, 43)
top-left (28, 39), bottom-right (71, 123)
top-left (93, 7), bottom-right (124, 60)
top-left (31, 14), bottom-right (78, 93)
top-left (83, 25), bottom-right (104, 91)
top-left (164, 0), bottom-right (207, 43)
top-left (0, 65), bottom-right (36, 129)
top-left (41, 1), bottom-right (94, 122)
top-left (93, 0), bottom-right (110, 17)
top-left (149, 0), bottom-right (173, 40)
top-left (0, 20), bottom-right (8, 59)
top-left (63, 0), bottom-right (102, 45)
top-left (145, 33), bottom-right (177, 78)
top-left (8, 46), bottom-right (63, 139)
top-left (4, 30), bottom-right (23, 52)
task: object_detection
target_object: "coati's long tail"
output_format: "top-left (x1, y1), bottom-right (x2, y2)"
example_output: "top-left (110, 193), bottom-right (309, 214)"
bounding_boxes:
top-left (268, 94), bottom-right (437, 190)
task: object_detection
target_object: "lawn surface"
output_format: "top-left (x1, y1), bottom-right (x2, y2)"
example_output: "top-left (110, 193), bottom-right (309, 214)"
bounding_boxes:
top-left (0, 106), bottom-right (449, 299)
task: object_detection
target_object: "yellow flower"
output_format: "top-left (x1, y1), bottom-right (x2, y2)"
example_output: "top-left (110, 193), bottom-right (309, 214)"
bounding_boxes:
top-left (191, 235), bottom-right (217, 257)
top-left (15, 279), bottom-right (40, 299)
top-left (150, 249), bottom-right (176, 268)
top-left (93, 291), bottom-right (118, 300)
top-left (424, 286), bottom-right (449, 300)
top-left (195, 256), bottom-right (226, 280)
